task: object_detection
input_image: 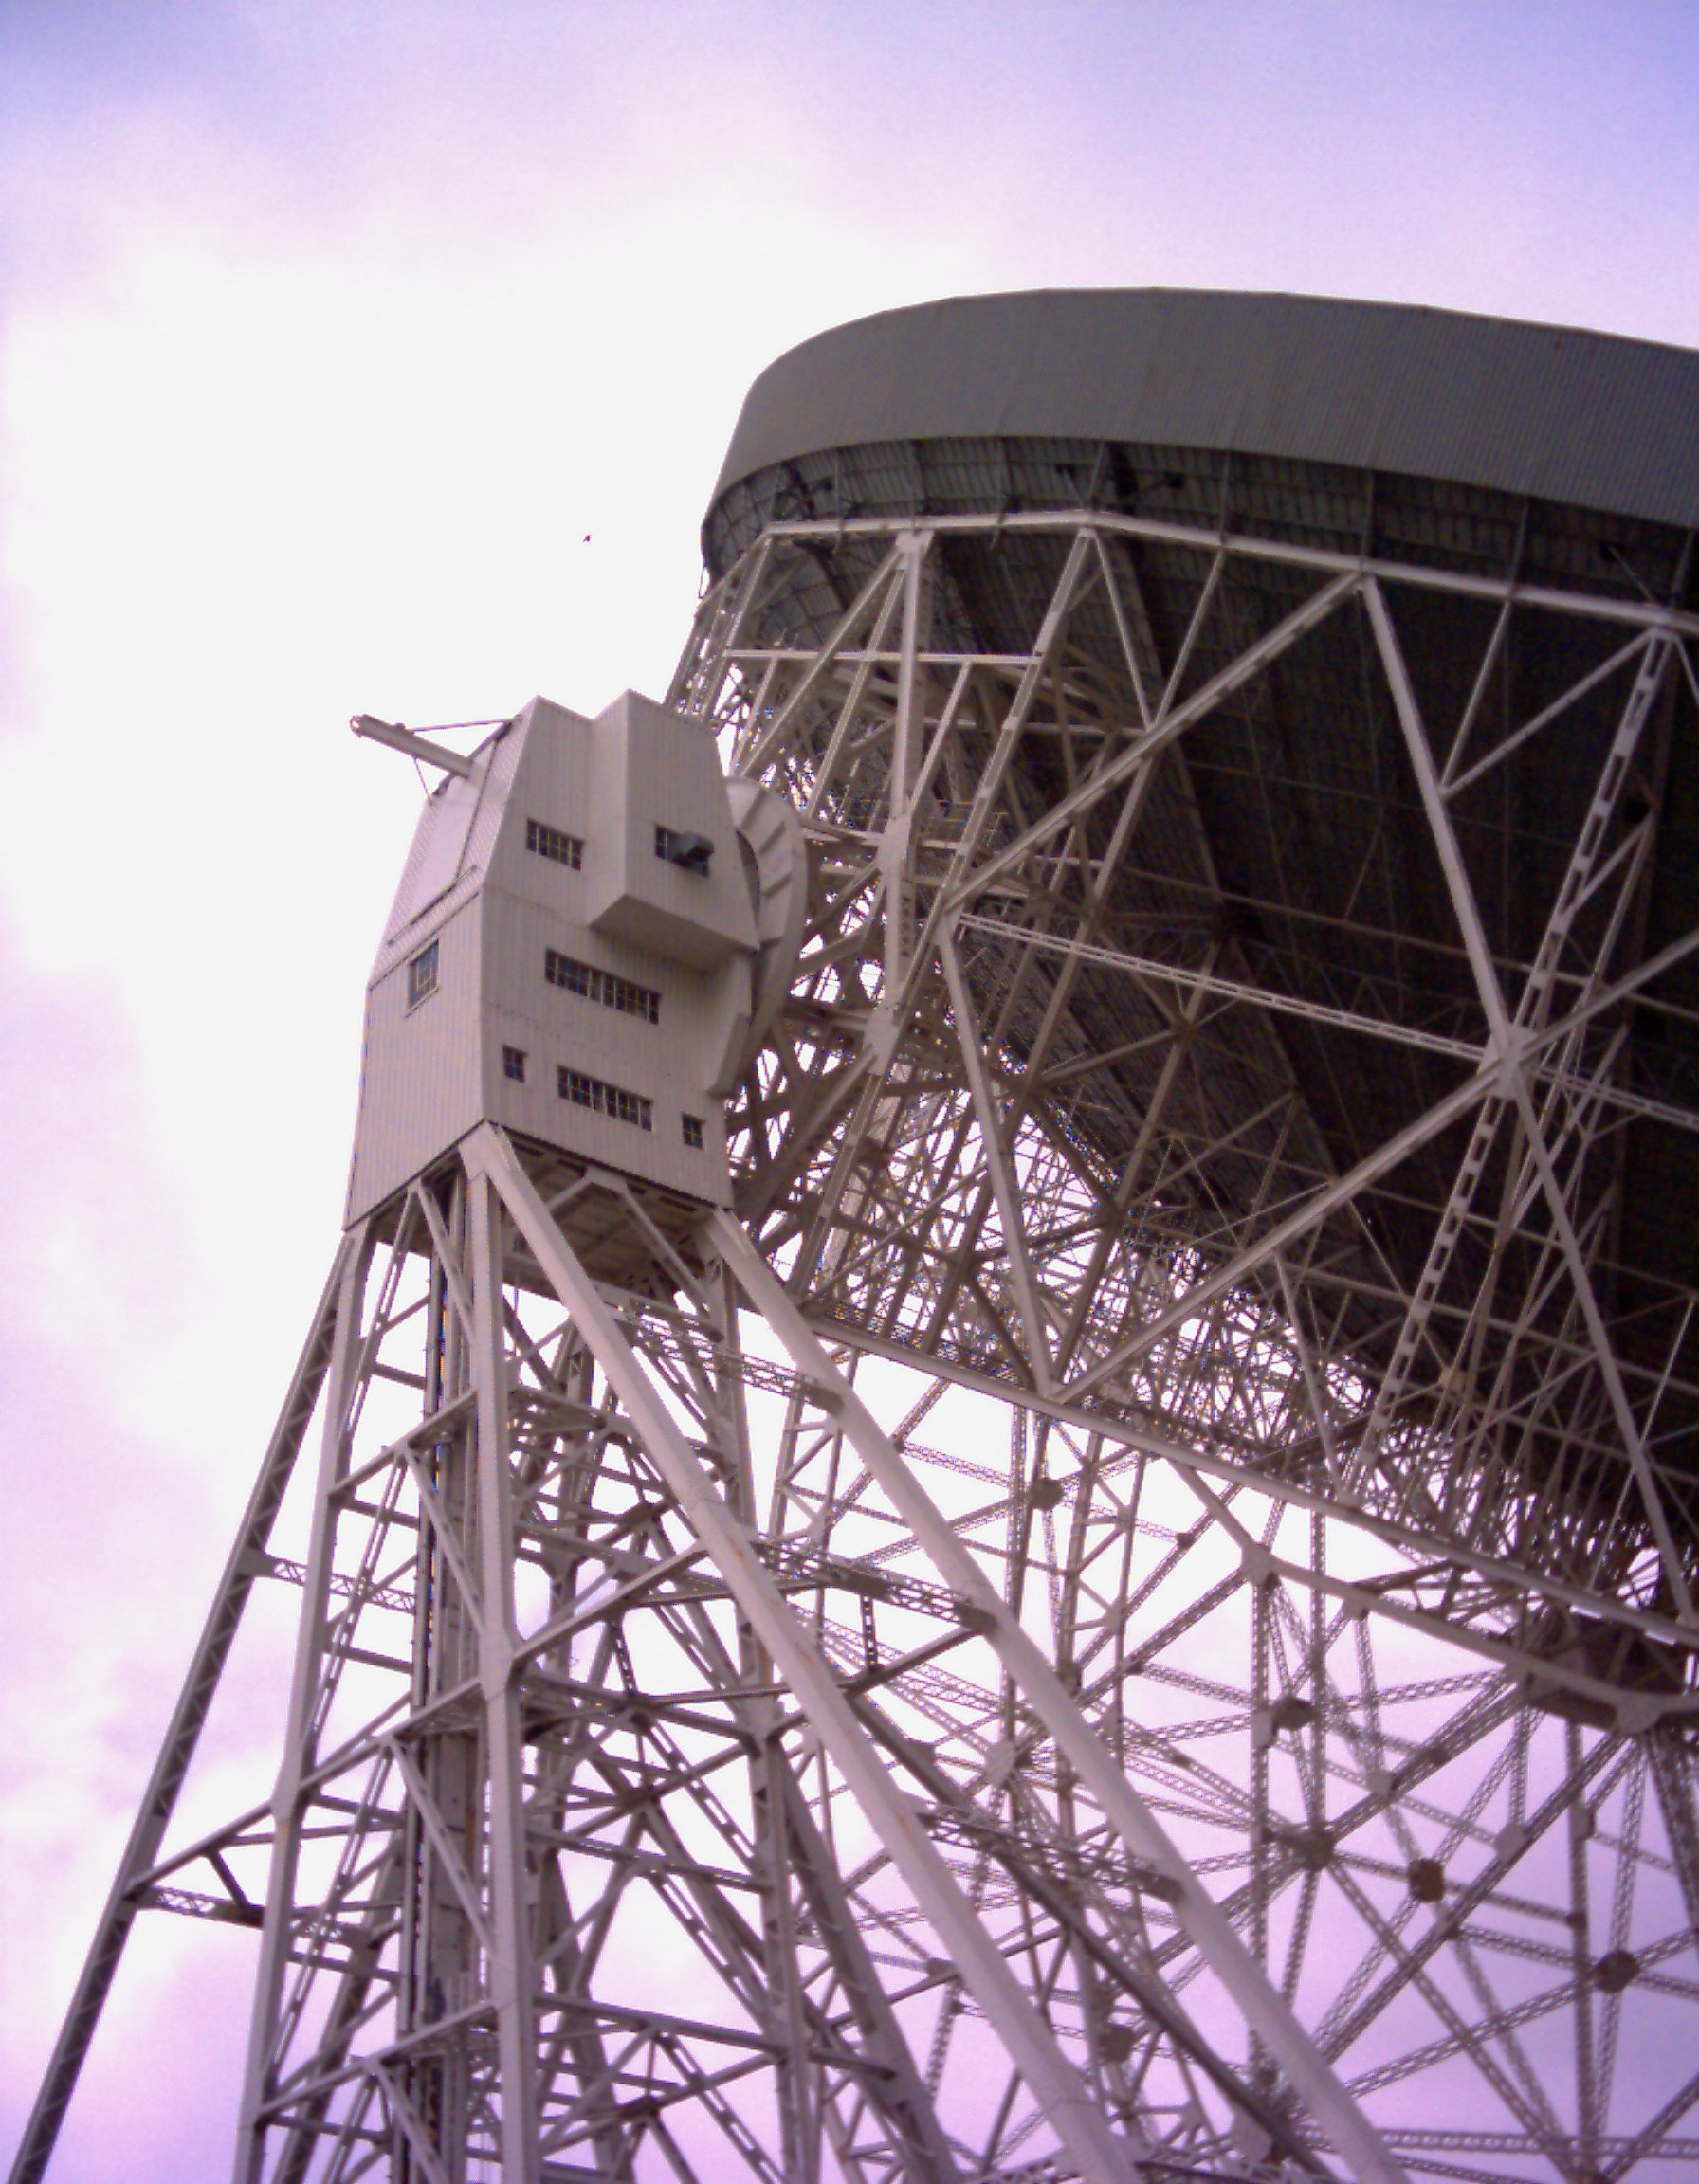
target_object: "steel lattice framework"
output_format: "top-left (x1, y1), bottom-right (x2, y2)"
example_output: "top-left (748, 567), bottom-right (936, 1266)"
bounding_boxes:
top-left (13, 295), bottom-right (1699, 2184)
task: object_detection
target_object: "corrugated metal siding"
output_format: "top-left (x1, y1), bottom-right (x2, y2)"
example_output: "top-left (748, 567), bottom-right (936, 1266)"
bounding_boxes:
top-left (352, 693), bottom-right (740, 1221)
top-left (481, 881), bottom-right (734, 1206)
top-left (709, 290), bottom-right (1699, 537)
top-left (459, 710), bottom-right (525, 883)
top-left (585, 694), bottom-right (758, 968)
top-left (347, 899), bottom-right (485, 1222)
top-left (486, 698), bottom-right (597, 907)
top-left (376, 722), bottom-right (523, 971)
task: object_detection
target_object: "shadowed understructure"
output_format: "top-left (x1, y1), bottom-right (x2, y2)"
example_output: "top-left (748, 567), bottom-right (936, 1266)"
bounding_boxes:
top-left (14, 290), bottom-right (1699, 2184)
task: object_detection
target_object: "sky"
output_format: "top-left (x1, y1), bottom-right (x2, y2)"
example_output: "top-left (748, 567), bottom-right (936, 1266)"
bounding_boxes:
top-left (2, 1), bottom-right (1698, 2175)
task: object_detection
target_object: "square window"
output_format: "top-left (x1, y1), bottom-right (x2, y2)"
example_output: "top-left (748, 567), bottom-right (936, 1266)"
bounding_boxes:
top-left (654, 824), bottom-right (713, 875)
top-left (407, 939), bottom-right (439, 1009)
top-left (502, 1045), bottom-right (527, 1083)
top-left (682, 1114), bottom-right (704, 1149)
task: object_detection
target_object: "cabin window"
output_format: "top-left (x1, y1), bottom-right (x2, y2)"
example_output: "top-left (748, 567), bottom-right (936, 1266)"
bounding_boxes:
top-left (557, 1066), bottom-right (653, 1132)
top-left (407, 939), bottom-right (439, 1010)
top-left (682, 1115), bottom-right (704, 1149)
top-left (544, 950), bottom-right (660, 1025)
top-left (502, 1045), bottom-right (527, 1083)
top-left (526, 818), bottom-right (583, 869)
top-left (654, 824), bottom-right (713, 875)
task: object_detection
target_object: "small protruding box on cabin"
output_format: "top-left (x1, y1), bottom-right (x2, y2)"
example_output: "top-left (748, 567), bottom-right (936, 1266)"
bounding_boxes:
top-left (584, 691), bottom-right (758, 967)
top-left (345, 690), bottom-right (800, 1227)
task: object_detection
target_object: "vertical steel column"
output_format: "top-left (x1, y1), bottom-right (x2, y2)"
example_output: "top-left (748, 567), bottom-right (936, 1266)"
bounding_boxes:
top-left (468, 1174), bottom-right (542, 2183)
top-left (235, 1228), bottom-right (374, 2182)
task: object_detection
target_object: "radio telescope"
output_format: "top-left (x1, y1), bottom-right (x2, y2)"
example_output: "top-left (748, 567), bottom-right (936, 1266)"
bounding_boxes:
top-left (13, 289), bottom-right (1699, 2184)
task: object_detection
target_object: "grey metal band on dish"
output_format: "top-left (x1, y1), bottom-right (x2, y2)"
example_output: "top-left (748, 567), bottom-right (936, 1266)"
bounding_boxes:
top-left (709, 288), bottom-right (1699, 538)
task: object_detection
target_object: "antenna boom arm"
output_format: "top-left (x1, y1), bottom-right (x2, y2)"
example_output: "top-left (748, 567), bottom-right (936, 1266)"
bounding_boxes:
top-left (350, 714), bottom-right (474, 777)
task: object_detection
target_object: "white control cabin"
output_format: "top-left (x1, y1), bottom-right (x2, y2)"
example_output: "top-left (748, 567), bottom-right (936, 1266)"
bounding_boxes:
top-left (346, 691), bottom-right (800, 1223)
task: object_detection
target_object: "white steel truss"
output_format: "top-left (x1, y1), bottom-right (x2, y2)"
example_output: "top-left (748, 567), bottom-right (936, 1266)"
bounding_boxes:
top-left (12, 507), bottom-right (1699, 2184)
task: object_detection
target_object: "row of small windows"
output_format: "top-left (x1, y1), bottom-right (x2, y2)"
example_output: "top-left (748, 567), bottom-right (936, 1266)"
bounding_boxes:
top-left (502, 1046), bottom-right (701, 1146)
top-left (528, 817), bottom-right (715, 879)
top-left (544, 949), bottom-right (660, 1024)
top-left (560, 1066), bottom-right (652, 1130)
top-left (526, 817), bottom-right (583, 868)
top-left (409, 926), bottom-right (663, 1031)
top-left (410, 939), bottom-right (660, 1024)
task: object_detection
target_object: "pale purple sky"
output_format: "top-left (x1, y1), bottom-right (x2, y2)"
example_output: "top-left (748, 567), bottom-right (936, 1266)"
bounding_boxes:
top-left (3, 3), bottom-right (1697, 2176)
